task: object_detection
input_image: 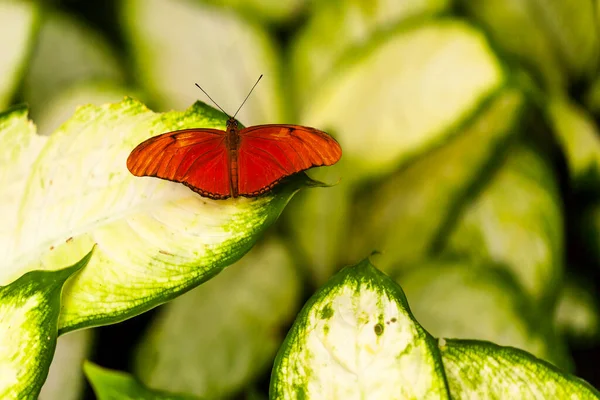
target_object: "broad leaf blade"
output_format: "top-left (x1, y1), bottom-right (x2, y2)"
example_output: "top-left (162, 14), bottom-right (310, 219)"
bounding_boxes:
top-left (84, 361), bottom-right (201, 400)
top-left (398, 258), bottom-right (569, 368)
top-left (3, 99), bottom-right (305, 333)
top-left (0, 105), bottom-right (47, 263)
top-left (445, 139), bottom-right (563, 303)
top-left (441, 339), bottom-right (600, 399)
top-left (302, 19), bottom-right (504, 177)
top-left (121, 0), bottom-right (284, 125)
top-left (134, 237), bottom-right (301, 399)
top-left (286, 21), bottom-right (509, 284)
top-left (0, 249), bottom-right (92, 399)
top-left (292, 0), bottom-right (451, 105)
top-left (349, 89), bottom-right (523, 272)
top-left (270, 258), bottom-right (449, 399)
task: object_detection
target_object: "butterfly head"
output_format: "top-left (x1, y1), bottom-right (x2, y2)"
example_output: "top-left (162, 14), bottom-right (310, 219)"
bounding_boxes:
top-left (226, 117), bottom-right (239, 133)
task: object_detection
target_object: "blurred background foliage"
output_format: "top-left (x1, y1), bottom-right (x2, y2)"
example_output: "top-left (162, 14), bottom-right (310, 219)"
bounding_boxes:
top-left (1, 0), bottom-right (600, 398)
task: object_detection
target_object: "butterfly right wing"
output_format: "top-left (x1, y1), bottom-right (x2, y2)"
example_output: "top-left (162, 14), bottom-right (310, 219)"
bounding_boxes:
top-left (126, 129), bottom-right (232, 199)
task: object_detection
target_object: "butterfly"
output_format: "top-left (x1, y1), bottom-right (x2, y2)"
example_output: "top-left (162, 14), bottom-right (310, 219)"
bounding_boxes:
top-left (126, 76), bottom-right (342, 200)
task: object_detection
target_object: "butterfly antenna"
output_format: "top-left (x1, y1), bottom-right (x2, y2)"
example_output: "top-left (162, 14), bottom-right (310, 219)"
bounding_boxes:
top-left (233, 74), bottom-right (263, 119)
top-left (195, 83), bottom-right (230, 117)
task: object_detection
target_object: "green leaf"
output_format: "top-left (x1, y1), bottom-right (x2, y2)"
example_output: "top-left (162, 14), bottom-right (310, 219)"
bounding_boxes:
top-left (441, 339), bottom-right (600, 399)
top-left (0, 249), bottom-right (93, 399)
top-left (0, 1), bottom-right (39, 109)
top-left (134, 237), bottom-right (301, 399)
top-left (23, 10), bottom-right (125, 127)
top-left (349, 88), bottom-right (523, 272)
top-left (291, 0), bottom-right (451, 105)
top-left (121, 0), bottom-right (285, 125)
top-left (3, 99), bottom-right (305, 333)
top-left (397, 258), bottom-right (569, 368)
top-left (84, 361), bottom-right (201, 400)
top-left (546, 94), bottom-right (600, 190)
top-left (270, 258), bottom-right (449, 399)
top-left (462, 0), bottom-right (599, 89)
top-left (444, 139), bottom-right (563, 303)
top-left (301, 19), bottom-right (505, 177)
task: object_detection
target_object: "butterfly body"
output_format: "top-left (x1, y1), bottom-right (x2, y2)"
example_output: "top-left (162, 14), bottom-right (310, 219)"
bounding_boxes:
top-left (127, 117), bottom-right (341, 200)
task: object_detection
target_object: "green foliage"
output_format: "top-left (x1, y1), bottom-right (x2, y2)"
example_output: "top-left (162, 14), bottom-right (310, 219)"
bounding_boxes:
top-left (1, 0), bottom-right (600, 398)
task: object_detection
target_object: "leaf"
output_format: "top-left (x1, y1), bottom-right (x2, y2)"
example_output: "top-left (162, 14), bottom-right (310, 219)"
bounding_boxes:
top-left (0, 249), bottom-right (92, 399)
top-left (291, 0), bottom-right (451, 105)
top-left (84, 361), bottom-right (201, 400)
top-left (2, 99), bottom-right (306, 333)
top-left (349, 88), bottom-right (523, 272)
top-left (133, 237), bottom-right (301, 399)
top-left (23, 10), bottom-right (125, 126)
top-left (444, 139), bottom-right (563, 303)
top-left (462, 0), bottom-right (599, 89)
top-left (301, 19), bottom-right (505, 177)
top-left (286, 20), bottom-right (508, 283)
top-left (39, 329), bottom-right (94, 400)
top-left (0, 105), bottom-right (47, 263)
top-left (270, 258), bottom-right (449, 399)
top-left (397, 258), bottom-right (569, 368)
top-left (121, 0), bottom-right (284, 125)
top-left (441, 339), bottom-right (600, 399)
top-left (546, 94), bottom-right (600, 190)
top-left (0, 1), bottom-right (39, 109)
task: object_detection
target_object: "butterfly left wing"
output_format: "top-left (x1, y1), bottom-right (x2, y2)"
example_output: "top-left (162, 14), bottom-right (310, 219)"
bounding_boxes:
top-left (237, 124), bottom-right (342, 196)
top-left (127, 129), bottom-right (232, 199)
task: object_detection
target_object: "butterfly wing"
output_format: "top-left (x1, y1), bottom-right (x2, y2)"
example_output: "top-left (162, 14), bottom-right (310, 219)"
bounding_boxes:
top-left (237, 124), bottom-right (342, 196)
top-left (126, 129), bottom-right (232, 199)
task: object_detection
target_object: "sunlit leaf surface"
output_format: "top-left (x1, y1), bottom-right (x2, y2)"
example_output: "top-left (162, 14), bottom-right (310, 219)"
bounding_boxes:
top-left (0, 251), bottom-right (92, 399)
top-left (2, 99), bottom-right (306, 333)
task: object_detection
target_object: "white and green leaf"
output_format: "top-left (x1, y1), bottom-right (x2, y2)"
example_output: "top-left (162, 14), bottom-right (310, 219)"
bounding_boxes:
top-left (0, 105), bottom-right (47, 263)
top-left (286, 20), bottom-right (508, 284)
top-left (134, 237), bottom-right (301, 399)
top-left (397, 258), bottom-right (569, 368)
top-left (348, 88), bottom-right (523, 272)
top-left (0, 250), bottom-right (92, 399)
top-left (2, 99), bottom-right (308, 334)
top-left (270, 258), bottom-right (449, 399)
top-left (441, 339), bottom-right (600, 399)
top-left (121, 0), bottom-right (284, 125)
top-left (291, 0), bottom-right (451, 105)
top-left (301, 19), bottom-right (504, 176)
top-left (445, 139), bottom-right (563, 303)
